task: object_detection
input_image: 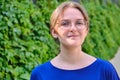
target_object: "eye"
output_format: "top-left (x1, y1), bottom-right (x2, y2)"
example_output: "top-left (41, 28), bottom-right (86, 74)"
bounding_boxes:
top-left (76, 21), bottom-right (84, 26)
top-left (76, 20), bottom-right (85, 26)
top-left (61, 20), bottom-right (70, 27)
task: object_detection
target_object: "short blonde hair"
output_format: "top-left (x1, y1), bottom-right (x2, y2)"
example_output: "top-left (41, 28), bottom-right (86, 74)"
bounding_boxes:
top-left (50, 1), bottom-right (89, 32)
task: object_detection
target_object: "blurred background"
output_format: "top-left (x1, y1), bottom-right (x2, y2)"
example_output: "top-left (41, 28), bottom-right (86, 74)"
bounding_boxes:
top-left (0, 0), bottom-right (120, 79)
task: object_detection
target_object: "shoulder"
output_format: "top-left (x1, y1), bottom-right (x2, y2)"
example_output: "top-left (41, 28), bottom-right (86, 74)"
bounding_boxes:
top-left (30, 61), bottom-right (50, 80)
top-left (89, 58), bottom-right (115, 71)
top-left (97, 58), bottom-right (112, 65)
top-left (97, 58), bottom-right (120, 79)
top-left (96, 58), bottom-right (115, 71)
top-left (32, 61), bottom-right (50, 73)
top-left (97, 58), bottom-right (115, 69)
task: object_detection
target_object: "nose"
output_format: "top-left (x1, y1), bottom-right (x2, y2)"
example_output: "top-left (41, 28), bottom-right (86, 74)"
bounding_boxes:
top-left (69, 23), bottom-right (77, 32)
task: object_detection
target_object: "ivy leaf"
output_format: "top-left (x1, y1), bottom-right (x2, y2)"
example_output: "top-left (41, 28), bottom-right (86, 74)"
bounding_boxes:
top-left (20, 73), bottom-right (30, 80)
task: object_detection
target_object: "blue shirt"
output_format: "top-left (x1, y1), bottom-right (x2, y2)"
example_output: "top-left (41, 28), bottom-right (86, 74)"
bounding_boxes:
top-left (30, 58), bottom-right (120, 80)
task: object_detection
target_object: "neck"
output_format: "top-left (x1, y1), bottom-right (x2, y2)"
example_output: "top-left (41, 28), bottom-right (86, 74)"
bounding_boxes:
top-left (58, 44), bottom-right (83, 64)
top-left (51, 44), bottom-right (96, 70)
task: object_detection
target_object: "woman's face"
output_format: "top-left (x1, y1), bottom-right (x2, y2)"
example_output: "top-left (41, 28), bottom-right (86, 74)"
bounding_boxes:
top-left (52, 7), bottom-right (88, 48)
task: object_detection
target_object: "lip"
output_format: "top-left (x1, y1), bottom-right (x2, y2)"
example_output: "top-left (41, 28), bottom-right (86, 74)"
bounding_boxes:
top-left (68, 35), bottom-right (79, 37)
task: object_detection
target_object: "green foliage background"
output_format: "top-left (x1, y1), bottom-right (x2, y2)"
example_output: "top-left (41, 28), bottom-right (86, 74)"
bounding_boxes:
top-left (82, 0), bottom-right (120, 59)
top-left (0, 0), bottom-right (120, 80)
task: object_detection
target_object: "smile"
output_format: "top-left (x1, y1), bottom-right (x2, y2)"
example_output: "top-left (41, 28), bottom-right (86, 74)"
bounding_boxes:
top-left (68, 35), bottom-right (79, 38)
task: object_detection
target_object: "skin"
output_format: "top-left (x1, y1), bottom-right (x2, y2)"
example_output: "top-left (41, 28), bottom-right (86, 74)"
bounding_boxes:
top-left (51, 7), bottom-right (96, 70)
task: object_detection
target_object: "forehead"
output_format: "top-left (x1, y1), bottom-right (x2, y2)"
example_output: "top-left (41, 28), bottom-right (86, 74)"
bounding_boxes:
top-left (59, 7), bottom-right (84, 20)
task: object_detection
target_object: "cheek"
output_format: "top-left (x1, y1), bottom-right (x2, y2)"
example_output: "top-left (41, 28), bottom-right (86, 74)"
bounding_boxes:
top-left (83, 30), bottom-right (88, 39)
top-left (79, 29), bottom-right (88, 38)
top-left (57, 28), bottom-right (69, 36)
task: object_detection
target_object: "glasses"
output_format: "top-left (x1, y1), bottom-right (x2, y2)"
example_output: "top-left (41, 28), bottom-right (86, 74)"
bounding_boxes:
top-left (57, 19), bottom-right (87, 30)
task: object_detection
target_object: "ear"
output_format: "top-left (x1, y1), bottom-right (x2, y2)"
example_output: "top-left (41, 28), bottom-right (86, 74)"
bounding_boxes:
top-left (51, 29), bottom-right (58, 38)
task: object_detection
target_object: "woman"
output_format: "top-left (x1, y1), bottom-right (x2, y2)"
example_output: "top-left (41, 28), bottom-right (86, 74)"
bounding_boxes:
top-left (30, 1), bottom-right (120, 80)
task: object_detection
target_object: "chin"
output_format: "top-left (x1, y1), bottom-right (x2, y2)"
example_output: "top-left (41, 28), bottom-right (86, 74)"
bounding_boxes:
top-left (61, 38), bottom-right (83, 47)
top-left (71, 43), bottom-right (82, 47)
top-left (66, 41), bottom-right (82, 47)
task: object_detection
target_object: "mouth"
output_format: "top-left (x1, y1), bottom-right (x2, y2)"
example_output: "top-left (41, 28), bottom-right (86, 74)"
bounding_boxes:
top-left (67, 35), bottom-right (79, 38)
